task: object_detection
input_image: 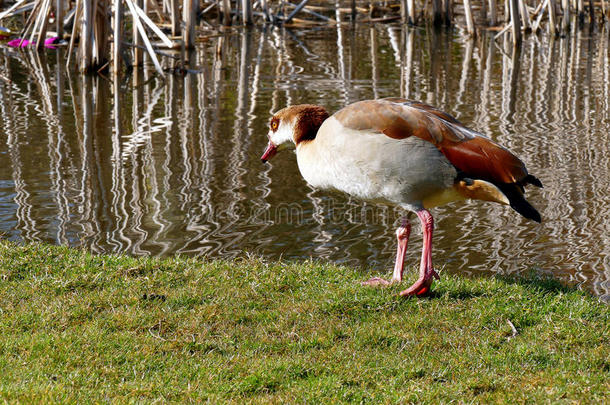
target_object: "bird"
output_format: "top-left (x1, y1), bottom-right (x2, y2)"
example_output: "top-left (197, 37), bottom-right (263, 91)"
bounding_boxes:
top-left (261, 98), bottom-right (542, 297)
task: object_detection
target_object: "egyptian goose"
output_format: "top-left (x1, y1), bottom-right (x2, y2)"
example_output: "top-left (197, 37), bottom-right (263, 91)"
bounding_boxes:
top-left (261, 98), bottom-right (542, 297)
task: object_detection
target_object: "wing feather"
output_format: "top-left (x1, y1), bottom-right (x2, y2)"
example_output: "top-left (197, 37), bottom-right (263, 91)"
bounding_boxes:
top-left (333, 98), bottom-right (530, 185)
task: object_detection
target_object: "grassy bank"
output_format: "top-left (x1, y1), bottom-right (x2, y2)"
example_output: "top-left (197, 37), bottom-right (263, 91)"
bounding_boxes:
top-left (0, 241), bottom-right (608, 403)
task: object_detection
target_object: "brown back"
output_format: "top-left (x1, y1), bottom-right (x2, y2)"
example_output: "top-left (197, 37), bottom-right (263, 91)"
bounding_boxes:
top-left (333, 98), bottom-right (529, 185)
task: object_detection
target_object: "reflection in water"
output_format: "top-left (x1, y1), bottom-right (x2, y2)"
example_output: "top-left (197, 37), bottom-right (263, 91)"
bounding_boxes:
top-left (0, 26), bottom-right (609, 302)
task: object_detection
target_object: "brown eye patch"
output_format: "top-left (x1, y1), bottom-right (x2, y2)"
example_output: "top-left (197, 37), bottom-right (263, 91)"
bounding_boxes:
top-left (270, 117), bottom-right (279, 132)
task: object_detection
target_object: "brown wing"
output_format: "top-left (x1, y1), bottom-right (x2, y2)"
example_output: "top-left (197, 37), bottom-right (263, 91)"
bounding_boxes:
top-left (333, 98), bottom-right (529, 185)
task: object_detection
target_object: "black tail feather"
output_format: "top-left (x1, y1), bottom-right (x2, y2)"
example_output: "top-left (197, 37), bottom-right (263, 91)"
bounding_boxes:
top-left (522, 174), bottom-right (543, 188)
top-left (497, 183), bottom-right (541, 223)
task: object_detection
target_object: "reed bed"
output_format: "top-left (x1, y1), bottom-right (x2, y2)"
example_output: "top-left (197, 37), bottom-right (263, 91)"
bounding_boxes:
top-left (0, 0), bottom-right (608, 75)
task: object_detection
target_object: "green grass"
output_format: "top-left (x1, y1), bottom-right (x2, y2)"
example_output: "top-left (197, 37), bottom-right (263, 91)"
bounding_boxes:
top-left (0, 241), bottom-right (608, 403)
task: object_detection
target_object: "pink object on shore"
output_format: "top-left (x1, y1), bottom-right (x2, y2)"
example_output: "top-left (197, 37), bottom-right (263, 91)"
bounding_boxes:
top-left (6, 37), bottom-right (60, 49)
top-left (7, 38), bottom-right (32, 48)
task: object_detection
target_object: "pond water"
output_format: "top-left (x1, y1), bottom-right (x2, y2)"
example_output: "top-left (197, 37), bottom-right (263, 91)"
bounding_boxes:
top-left (0, 25), bottom-right (609, 302)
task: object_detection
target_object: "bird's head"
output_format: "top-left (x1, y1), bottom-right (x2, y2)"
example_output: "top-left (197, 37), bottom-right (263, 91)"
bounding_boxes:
top-left (261, 104), bottom-right (329, 162)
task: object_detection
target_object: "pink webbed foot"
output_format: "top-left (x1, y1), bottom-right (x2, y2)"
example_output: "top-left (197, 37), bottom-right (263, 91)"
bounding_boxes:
top-left (399, 274), bottom-right (435, 297)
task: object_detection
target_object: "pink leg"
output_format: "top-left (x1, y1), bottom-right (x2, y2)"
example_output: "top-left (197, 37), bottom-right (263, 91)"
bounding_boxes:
top-left (362, 218), bottom-right (411, 286)
top-left (400, 209), bottom-right (440, 297)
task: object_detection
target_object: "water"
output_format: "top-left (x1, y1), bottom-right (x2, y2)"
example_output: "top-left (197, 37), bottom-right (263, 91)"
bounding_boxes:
top-left (0, 26), bottom-right (609, 302)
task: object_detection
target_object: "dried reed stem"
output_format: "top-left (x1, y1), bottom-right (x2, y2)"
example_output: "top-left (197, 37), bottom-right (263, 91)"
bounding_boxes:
top-left (548, 0), bottom-right (558, 34)
top-left (241, 0), bottom-right (252, 24)
top-left (464, 0), bottom-right (475, 34)
top-left (112, 0), bottom-right (122, 75)
top-left (562, 0), bottom-right (571, 32)
top-left (510, 0), bottom-right (522, 45)
top-left (489, 0), bottom-right (498, 25)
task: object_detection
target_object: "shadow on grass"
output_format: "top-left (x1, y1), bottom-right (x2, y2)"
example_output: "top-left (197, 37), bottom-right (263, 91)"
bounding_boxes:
top-left (495, 271), bottom-right (581, 295)
top-left (429, 289), bottom-right (486, 300)
top-left (433, 270), bottom-right (585, 301)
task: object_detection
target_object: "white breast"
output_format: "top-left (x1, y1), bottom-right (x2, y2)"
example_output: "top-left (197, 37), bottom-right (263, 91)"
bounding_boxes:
top-left (295, 117), bottom-right (458, 209)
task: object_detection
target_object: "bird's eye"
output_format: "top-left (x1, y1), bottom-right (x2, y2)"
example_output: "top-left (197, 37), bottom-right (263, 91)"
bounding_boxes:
top-left (271, 121), bottom-right (278, 130)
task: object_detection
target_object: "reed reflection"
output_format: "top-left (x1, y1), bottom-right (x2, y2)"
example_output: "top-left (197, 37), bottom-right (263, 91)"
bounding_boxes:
top-left (0, 26), bottom-right (608, 301)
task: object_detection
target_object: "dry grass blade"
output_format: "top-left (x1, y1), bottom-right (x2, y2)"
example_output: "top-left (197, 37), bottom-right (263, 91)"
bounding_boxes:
top-left (507, 319), bottom-right (519, 340)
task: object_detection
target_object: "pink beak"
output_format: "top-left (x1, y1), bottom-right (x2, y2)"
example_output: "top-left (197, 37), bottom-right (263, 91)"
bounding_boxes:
top-left (261, 142), bottom-right (278, 163)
